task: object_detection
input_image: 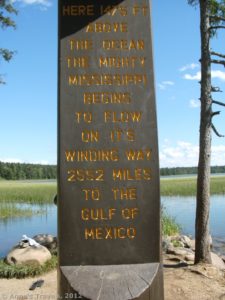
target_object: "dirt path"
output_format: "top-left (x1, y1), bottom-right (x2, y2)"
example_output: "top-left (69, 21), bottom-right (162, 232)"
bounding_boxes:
top-left (0, 264), bottom-right (225, 300)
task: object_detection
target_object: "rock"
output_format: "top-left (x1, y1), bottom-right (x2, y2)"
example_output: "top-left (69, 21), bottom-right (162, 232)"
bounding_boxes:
top-left (180, 235), bottom-right (192, 249)
top-left (211, 252), bottom-right (225, 270)
top-left (189, 239), bottom-right (195, 250)
top-left (33, 234), bottom-right (57, 254)
top-left (209, 235), bottom-right (213, 248)
top-left (162, 237), bottom-right (172, 252)
top-left (6, 244), bottom-right (51, 266)
top-left (167, 246), bottom-right (194, 257)
top-left (185, 254), bottom-right (195, 262)
top-left (221, 255), bottom-right (225, 263)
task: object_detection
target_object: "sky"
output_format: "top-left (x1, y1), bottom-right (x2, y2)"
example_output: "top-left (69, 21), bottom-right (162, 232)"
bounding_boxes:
top-left (0, 0), bottom-right (225, 167)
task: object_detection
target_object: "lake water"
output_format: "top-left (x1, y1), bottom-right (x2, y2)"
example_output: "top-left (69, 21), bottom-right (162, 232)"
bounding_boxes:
top-left (0, 195), bottom-right (225, 258)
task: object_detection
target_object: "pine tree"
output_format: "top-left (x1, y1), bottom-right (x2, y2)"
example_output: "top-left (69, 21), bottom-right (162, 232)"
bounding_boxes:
top-left (188, 0), bottom-right (225, 264)
top-left (0, 0), bottom-right (17, 83)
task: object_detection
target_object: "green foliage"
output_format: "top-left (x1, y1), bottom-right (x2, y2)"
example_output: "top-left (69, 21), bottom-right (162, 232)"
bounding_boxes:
top-left (162, 208), bottom-right (181, 236)
top-left (161, 175), bottom-right (225, 196)
top-left (0, 203), bottom-right (45, 219)
top-left (0, 0), bottom-right (17, 84)
top-left (0, 0), bottom-right (17, 29)
top-left (0, 255), bottom-right (57, 279)
top-left (0, 161), bottom-right (57, 180)
top-left (160, 166), bottom-right (225, 176)
top-left (0, 180), bottom-right (57, 204)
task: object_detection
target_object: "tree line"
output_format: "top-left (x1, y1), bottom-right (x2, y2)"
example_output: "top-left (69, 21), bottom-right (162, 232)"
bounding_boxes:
top-left (0, 161), bottom-right (224, 180)
top-left (0, 162), bottom-right (57, 180)
top-left (160, 166), bottom-right (225, 176)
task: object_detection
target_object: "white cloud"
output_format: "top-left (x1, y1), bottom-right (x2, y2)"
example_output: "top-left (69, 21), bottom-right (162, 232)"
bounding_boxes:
top-left (0, 158), bottom-right (23, 163)
top-left (183, 71), bottom-right (201, 80)
top-left (211, 70), bottom-right (225, 81)
top-left (183, 70), bottom-right (225, 81)
top-left (190, 99), bottom-right (200, 108)
top-left (160, 141), bottom-right (225, 167)
top-left (0, 158), bottom-right (52, 165)
top-left (13, 0), bottom-right (52, 8)
top-left (180, 63), bottom-right (199, 72)
top-left (158, 81), bottom-right (175, 90)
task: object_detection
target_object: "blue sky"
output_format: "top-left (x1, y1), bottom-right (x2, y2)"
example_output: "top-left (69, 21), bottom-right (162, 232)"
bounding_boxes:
top-left (0, 0), bottom-right (225, 167)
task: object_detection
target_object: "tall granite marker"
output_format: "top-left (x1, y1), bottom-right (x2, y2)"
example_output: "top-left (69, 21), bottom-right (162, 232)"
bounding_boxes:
top-left (58, 0), bottom-right (164, 299)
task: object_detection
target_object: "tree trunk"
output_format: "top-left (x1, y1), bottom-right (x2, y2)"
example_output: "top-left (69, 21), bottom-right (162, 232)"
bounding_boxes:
top-left (195, 0), bottom-right (212, 264)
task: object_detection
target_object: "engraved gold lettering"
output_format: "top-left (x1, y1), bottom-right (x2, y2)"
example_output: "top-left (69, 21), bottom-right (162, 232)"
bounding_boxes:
top-left (84, 227), bottom-right (136, 240)
top-left (81, 208), bottom-right (116, 221)
top-left (63, 5), bottom-right (94, 16)
top-left (112, 188), bottom-right (137, 200)
top-left (104, 111), bottom-right (142, 123)
top-left (100, 5), bottom-right (127, 16)
top-left (132, 5), bottom-right (148, 16)
top-left (82, 189), bottom-right (100, 201)
top-left (67, 56), bottom-right (89, 68)
top-left (84, 92), bottom-right (131, 105)
top-left (65, 149), bottom-right (119, 162)
top-left (102, 40), bottom-right (145, 50)
top-left (86, 22), bottom-right (127, 33)
top-left (112, 168), bottom-right (151, 181)
top-left (70, 39), bottom-right (93, 50)
top-left (99, 56), bottom-right (146, 68)
top-left (121, 208), bottom-right (139, 220)
top-left (75, 112), bottom-right (92, 123)
top-left (85, 228), bottom-right (95, 240)
top-left (69, 74), bottom-right (147, 86)
top-left (125, 149), bottom-right (152, 161)
top-left (127, 227), bottom-right (136, 239)
top-left (81, 130), bottom-right (99, 143)
top-left (67, 169), bottom-right (104, 182)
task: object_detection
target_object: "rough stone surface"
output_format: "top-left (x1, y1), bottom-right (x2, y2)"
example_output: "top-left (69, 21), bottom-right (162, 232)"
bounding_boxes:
top-left (180, 235), bottom-right (192, 248)
top-left (6, 244), bottom-right (51, 266)
top-left (211, 252), bottom-right (225, 270)
top-left (33, 234), bottom-right (57, 254)
top-left (167, 247), bottom-right (194, 258)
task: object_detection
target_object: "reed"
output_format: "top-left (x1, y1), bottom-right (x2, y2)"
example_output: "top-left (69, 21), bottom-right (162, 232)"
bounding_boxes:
top-left (161, 175), bottom-right (225, 196)
top-left (0, 180), bottom-right (56, 204)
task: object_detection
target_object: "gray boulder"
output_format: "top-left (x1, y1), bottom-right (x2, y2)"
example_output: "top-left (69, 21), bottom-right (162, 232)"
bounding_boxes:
top-left (6, 243), bottom-right (51, 266)
top-left (33, 234), bottom-right (57, 254)
top-left (211, 252), bottom-right (225, 270)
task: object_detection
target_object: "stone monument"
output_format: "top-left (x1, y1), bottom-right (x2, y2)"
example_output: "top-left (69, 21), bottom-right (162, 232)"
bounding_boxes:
top-left (58, 0), bottom-right (164, 299)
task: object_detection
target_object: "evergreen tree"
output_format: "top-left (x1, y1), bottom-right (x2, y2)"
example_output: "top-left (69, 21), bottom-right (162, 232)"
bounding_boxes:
top-left (188, 0), bottom-right (225, 264)
top-left (0, 0), bottom-right (17, 84)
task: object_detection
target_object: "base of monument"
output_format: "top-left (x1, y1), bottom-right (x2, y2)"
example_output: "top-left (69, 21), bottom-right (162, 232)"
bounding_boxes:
top-left (58, 263), bottom-right (164, 300)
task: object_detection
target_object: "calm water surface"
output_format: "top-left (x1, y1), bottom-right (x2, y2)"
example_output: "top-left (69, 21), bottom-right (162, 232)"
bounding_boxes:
top-left (0, 204), bottom-right (57, 258)
top-left (0, 195), bottom-right (225, 258)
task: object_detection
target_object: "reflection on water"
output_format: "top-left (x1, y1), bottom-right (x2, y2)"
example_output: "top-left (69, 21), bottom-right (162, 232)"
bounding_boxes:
top-left (0, 194), bottom-right (225, 258)
top-left (162, 194), bottom-right (225, 255)
top-left (0, 204), bottom-right (57, 258)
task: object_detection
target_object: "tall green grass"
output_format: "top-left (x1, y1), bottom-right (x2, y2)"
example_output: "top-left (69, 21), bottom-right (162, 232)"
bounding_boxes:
top-left (0, 255), bottom-right (57, 278)
top-left (161, 176), bottom-right (225, 196)
top-left (0, 176), bottom-right (224, 205)
top-left (162, 208), bottom-right (181, 236)
top-left (0, 180), bottom-right (56, 203)
top-left (0, 203), bottom-right (45, 219)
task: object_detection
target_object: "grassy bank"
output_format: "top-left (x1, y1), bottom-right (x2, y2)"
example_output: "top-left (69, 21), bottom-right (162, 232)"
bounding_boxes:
top-left (161, 175), bottom-right (225, 196)
top-left (0, 255), bottom-right (57, 279)
top-left (0, 176), bottom-right (224, 205)
top-left (0, 180), bottom-right (56, 204)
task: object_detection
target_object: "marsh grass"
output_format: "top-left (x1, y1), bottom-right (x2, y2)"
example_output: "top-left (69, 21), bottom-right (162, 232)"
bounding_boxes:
top-left (0, 180), bottom-right (56, 204)
top-left (0, 255), bottom-right (57, 278)
top-left (162, 208), bottom-right (181, 236)
top-left (161, 175), bottom-right (225, 196)
top-left (0, 203), bottom-right (45, 219)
